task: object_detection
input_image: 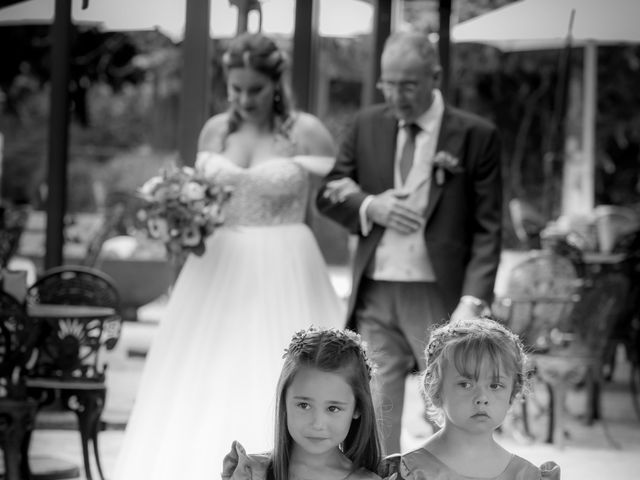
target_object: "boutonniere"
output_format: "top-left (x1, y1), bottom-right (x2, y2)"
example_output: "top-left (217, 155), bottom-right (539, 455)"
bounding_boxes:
top-left (433, 151), bottom-right (464, 186)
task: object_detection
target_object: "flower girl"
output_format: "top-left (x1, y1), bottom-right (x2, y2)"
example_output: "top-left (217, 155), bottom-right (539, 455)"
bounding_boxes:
top-left (222, 326), bottom-right (382, 480)
top-left (383, 316), bottom-right (560, 480)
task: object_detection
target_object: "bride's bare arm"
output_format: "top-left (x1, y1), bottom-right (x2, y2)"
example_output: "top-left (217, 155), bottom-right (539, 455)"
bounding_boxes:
top-left (291, 112), bottom-right (336, 156)
top-left (198, 113), bottom-right (230, 153)
top-left (292, 155), bottom-right (335, 177)
top-left (290, 112), bottom-right (337, 176)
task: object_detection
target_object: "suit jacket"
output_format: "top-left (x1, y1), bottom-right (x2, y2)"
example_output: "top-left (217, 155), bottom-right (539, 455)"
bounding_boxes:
top-left (317, 103), bottom-right (503, 331)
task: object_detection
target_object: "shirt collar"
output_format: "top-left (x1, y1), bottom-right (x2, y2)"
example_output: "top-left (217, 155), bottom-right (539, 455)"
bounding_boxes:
top-left (400, 88), bottom-right (444, 134)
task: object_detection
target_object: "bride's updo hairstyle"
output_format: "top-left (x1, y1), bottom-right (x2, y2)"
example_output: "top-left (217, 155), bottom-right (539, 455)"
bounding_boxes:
top-left (222, 32), bottom-right (294, 135)
top-left (269, 326), bottom-right (381, 480)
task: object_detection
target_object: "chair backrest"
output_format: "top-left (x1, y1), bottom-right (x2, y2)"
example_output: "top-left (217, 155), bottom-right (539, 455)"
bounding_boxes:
top-left (25, 266), bottom-right (123, 381)
top-left (27, 265), bottom-right (120, 309)
top-left (0, 290), bottom-right (38, 398)
top-left (494, 250), bottom-right (582, 351)
top-left (570, 267), bottom-right (630, 357)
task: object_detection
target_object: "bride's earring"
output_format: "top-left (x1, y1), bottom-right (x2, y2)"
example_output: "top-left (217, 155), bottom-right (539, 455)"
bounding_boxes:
top-left (273, 87), bottom-right (282, 114)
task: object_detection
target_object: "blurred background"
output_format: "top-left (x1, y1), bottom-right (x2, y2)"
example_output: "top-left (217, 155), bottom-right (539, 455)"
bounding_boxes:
top-left (1, 0), bottom-right (640, 311)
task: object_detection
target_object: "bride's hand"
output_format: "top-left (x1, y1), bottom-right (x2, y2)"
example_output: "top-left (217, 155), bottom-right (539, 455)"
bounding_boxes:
top-left (323, 177), bottom-right (361, 204)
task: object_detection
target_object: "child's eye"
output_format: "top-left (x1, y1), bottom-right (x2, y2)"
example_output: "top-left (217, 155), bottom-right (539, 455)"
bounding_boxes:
top-left (296, 402), bottom-right (310, 410)
top-left (457, 381), bottom-right (472, 389)
top-left (490, 383), bottom-right (505, 390)
top-left (327, 405), bottom-right (343, 413)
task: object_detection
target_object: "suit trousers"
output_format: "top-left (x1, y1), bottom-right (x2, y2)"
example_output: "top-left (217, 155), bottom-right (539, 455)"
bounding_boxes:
top-left (354, 278), bottom-right (448, 455)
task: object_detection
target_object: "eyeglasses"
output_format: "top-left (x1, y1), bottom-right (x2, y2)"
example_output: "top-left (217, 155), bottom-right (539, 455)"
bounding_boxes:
top-left (376, 80), bottom-right (420, 96)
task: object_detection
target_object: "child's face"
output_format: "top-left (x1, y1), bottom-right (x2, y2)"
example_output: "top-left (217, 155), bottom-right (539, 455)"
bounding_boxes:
top-left (439, 355), bottom-right (513, 435)
top-left (285, 366), bottom-right (358, 456)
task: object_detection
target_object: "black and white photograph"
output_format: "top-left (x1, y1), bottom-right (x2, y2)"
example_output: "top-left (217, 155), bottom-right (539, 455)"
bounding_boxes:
top-left (1, 1), bottom-right (639, 479)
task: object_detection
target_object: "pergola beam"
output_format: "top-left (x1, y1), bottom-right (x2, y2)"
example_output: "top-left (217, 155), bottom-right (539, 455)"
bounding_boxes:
top-left (438, 0), bottom-right (451, 100)
top-left (291, 0), bottom-right (319, 112)
top-left (44, 0), bottom-right (72, 269)
top-left (363, 0), bottom-right (392, 106)
top-left (178, 0), bottom-right (211, 167)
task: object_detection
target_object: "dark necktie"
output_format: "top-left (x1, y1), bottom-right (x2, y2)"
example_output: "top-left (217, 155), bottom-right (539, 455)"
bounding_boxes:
top-left (399, 123), bottom-right (420, 183)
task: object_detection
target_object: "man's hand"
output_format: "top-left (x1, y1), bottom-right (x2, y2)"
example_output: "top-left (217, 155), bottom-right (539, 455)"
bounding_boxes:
top-left (450, 297), bottom-right (489, 323)
top-left (367, 189), bottom-right (424, 234)
top-left (323, 177), bottom-right (361, 204)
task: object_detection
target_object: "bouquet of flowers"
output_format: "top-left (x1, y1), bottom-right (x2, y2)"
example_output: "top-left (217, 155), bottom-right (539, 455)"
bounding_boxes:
top-left (137, 164), bottom-right (232, 262)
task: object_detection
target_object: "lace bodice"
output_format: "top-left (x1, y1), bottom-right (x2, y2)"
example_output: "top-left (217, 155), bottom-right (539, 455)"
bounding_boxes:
top-left (197, 153), bottom-right (309, 226)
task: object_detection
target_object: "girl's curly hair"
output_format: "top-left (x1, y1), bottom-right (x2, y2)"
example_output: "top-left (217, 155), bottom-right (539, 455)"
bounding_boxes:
top-left (421, 316), bottom-right (530, 427)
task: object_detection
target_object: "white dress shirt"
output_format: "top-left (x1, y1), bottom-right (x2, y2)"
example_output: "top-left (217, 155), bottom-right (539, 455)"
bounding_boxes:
top-left (360, 89), bottom-right (445, 281)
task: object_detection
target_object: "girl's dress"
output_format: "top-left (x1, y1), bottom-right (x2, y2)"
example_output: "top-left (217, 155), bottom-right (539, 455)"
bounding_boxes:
top-left (382, 447), bottom-right (561, 480)
top-left (222, 441), bottom-right (381, 480)
top-left (113, 154), bottom-right (345, 479)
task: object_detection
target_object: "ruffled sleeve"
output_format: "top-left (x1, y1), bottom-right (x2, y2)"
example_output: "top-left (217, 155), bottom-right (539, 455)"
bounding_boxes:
top-left (540, 461), bottom-right (561, 480)
top-left (221, 441), bottom-right (271, 480)
top-left (379, 454), bottom-right (403, 480)
top-left (292, 155), bottom-right (336, 177)
top-left (195, 151), bottom-right (223, 175)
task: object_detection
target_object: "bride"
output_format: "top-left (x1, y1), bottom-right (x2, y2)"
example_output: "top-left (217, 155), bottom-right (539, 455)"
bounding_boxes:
top-left (113, 33), bottom-right (346, 479)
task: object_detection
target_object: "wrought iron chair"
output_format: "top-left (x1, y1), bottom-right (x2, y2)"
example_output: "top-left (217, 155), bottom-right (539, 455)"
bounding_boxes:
top-left (0, 289), bottom-right (39, 480)
top-left (25, 265), bottom-right (123, 480)
top-left (603, 227), bottom-right (640, 419)
top-left (567, 251), bottom-right (631, 428)
top-left (493, 249), bottom-right (583, 444)
top-left (497, 245), bottom-right (630, 446)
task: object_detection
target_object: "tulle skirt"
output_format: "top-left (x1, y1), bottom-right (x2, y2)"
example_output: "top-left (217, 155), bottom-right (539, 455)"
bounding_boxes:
top-left (113, 224), bottom-right (346, 479)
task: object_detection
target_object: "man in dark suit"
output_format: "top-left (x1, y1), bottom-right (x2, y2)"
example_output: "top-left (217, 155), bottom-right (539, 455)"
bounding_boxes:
top-left (316, 30), bottom-right (502, 454)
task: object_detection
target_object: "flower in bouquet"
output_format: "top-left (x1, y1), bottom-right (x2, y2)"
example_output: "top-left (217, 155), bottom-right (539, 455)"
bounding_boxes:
top-left (137, 164), bottom-right (232, 261)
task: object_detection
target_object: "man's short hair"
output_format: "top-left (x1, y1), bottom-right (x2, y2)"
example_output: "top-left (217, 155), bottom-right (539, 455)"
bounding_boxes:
top-left (382, 30), bottom-right (440, 70)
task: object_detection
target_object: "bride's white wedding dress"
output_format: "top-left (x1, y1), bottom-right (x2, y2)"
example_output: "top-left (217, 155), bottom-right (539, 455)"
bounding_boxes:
top-left (113, 154), bottom-right (345, 479)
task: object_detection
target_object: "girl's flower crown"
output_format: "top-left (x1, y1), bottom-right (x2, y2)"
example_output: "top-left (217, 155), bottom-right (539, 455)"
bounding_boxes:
top-left (425, 315), bottom-right (522, 361)
top-left (283, 326), bottom-right (376, 379)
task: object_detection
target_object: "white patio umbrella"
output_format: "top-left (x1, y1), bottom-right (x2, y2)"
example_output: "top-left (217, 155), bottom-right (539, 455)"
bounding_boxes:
top-left (0, 0), bottom-right (372, 40)
top-left (452, 0), bottom-right (640, 214)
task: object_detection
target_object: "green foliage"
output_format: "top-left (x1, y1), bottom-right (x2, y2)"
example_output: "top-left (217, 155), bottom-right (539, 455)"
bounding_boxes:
top-left (0, 77), bottom-right (162, 209)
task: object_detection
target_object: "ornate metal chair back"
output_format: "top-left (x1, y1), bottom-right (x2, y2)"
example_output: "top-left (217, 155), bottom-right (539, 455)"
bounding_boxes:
top-left (494, 250), bottom-right (582, 351)
top-left (26, 266), bottom-right (122, 381)
top-left (0, 289), bottom-right (39, 480)
top-left (27, 265), bottom-right (120, 309)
